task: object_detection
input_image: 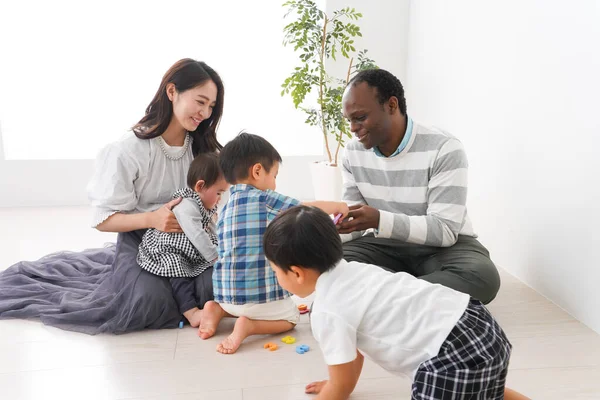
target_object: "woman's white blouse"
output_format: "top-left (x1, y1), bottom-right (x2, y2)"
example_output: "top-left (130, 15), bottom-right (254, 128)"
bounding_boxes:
top-left (87, 134), bottom-right (194, 227)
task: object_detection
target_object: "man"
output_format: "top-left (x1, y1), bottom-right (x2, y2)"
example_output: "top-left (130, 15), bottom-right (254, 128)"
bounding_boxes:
top-left (338, 68), bottom-right (500, 303)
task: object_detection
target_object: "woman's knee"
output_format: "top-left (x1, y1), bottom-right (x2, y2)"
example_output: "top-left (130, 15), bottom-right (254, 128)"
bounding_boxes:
top-left (134, 271), bottom-right (175, 307)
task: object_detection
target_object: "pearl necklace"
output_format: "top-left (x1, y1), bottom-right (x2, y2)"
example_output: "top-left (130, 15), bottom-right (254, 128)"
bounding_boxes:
top-left (157, 133), bottom-right (192, 161)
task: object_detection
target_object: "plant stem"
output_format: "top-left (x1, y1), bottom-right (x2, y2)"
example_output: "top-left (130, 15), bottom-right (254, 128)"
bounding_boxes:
top-left (319, 15), bottom-right (333, 164)
top-left (333, 57), bottom-right (354, 166)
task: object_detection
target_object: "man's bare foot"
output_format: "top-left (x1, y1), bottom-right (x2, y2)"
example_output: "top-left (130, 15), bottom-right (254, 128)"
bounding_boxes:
top-left (216, 316), bottom-right (252, 354)
top-left (183, 307), bottom-right (203, 328)
top-left (198, 301), bottom-right (225, 339)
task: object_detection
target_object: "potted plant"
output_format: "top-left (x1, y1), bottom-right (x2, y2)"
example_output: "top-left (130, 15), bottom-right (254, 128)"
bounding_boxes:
top-left (281, 0), bottom-right (377, 201)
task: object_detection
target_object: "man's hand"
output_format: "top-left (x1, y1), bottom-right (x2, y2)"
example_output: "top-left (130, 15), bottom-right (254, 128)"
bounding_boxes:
top-left (337, 204), bottom-right (380, 234)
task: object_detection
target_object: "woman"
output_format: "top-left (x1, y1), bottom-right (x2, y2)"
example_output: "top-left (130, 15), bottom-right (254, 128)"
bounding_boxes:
top-left (0, 59), bottom-right (224, 334)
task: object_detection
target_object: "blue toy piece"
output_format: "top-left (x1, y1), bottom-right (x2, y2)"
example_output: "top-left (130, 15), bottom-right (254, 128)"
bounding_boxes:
top-left (296, 344), bottom-right (310, 354)
top-left (178, 320), bottom-right (184, 329)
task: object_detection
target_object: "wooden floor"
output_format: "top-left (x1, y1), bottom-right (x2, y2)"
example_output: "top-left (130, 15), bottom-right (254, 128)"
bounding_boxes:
top-left (1, 206), bottom-right (599, 399)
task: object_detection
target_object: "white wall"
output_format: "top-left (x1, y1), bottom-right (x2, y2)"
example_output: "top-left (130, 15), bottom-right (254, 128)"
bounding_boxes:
top-left (405, 0), bottom-right (600, 333)
top-left (0, 148), bottom-right (323, 207)
top-left (326, 0), bottom-right (410, 83)
top-left (0, 119), bottom-right (322, 206)
top-left (0, 0), bottom-right (412, 207)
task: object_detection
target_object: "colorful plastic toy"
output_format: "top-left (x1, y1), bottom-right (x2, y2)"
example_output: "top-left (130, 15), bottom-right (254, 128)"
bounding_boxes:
top-left (296, 344), bottom-right (310, 354)
top-left (298, 304), bottom-right (310, 314)
top-left (333, 213), bottom-right (343, 224)
top-left (263, 342), bottom-right (278, 351)
top-left (178, 321), bottom-right (184, 329)
top-left (281, 335), bottom-right (296, 344)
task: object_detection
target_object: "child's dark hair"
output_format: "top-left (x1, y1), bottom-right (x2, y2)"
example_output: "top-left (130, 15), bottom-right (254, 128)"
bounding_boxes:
top-left (187, 152), bottom-right (223, 189)
top-left (219, 132), bottom-right (282, 184)
top-left (263, 205), bottom-right (343, 273)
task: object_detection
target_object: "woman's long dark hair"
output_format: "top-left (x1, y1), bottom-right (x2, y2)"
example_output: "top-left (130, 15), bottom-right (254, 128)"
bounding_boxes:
top-left (132, 59), bottom-right (224, 155)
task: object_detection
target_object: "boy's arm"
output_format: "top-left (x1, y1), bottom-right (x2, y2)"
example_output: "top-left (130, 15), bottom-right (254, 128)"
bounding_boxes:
top-left (302, 200), bottom-right (349, 220)
top-left (306, 350), bottom-right (364, 399)
top-left (264, 190), bottom-right (302, 221)
top-left (353, 350), bottom-right (364, 380)
top-left (308, 312), bottom-right (360, 399)
top-left (264, 190), bottom-right (349, 221)
top-left (173, 199), bottom-right (218, 262)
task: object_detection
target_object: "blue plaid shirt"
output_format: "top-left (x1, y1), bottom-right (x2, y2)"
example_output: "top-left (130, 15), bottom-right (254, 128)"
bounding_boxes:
top-left (213, 184), bottom-right (301, 304)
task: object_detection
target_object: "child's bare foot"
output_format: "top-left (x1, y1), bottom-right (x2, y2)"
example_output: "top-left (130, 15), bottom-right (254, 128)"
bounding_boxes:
top-left (217, 316), bottom-right (252, 354)
top-left (215, 317), bottom-right (294, 355)
top-left (183, 307), bottom-right (203, 328)
top-left (198, 301), bottom-right (225, 339)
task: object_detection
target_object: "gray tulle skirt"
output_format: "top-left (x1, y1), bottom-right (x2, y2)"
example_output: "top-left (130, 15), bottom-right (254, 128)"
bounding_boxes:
top-left (0, 229), bottom-right (213, 334)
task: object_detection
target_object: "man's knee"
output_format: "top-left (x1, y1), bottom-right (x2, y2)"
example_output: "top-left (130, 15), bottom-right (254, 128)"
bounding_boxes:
top-left (472, 258), bottom-right (501, 304)
top-left (453, 237), bottom-right (501, 304)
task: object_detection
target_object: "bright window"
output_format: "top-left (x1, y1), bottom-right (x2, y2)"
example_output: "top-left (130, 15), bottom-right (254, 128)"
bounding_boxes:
top-left (0, 0), bottom-right (324, 160)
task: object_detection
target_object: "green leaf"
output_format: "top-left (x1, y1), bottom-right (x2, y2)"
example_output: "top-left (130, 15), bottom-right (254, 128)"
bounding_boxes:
top-left (281, 1), bottom-right (376, 149)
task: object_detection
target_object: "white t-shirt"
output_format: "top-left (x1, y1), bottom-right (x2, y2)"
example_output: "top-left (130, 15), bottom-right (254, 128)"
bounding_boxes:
top-left (87, 134), bottom-right (194, 227)
top-left (311, 259), bottom-right (469, 379)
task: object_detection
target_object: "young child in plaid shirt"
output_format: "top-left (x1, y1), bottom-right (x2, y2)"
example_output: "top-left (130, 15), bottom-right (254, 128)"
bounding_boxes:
top-left (263, 206), bottom-right (530, 400)
top-left (137, 153), bottom-right (229, 328)
top-left (198, 133), bottom-right (349, 354)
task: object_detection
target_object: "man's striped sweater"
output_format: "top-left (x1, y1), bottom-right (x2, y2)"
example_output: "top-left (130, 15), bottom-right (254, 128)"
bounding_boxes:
top-left (341, 121), bottom-right (475, 247)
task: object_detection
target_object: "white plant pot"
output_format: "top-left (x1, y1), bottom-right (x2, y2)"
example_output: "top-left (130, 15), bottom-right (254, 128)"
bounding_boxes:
top-left (309, 161), bottom-right (343, 201)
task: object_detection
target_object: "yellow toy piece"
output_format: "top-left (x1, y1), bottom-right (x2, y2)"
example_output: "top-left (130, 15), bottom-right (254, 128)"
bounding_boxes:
top-left (281, 335), bottom-right (296, 344)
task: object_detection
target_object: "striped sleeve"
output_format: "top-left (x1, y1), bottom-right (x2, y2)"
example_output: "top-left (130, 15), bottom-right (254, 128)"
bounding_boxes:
top-left (341, 149), bottom-right (369, 243)
top-left (377, 139), bottom-right (468, 247)
top-left (341, 151), bottom-right (367, 206)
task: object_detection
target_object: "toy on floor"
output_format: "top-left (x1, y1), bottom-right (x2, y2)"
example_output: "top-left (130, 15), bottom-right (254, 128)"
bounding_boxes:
top-left (296, 344), bottom-right (310, 354)
top-left (281, 335), bottom-right (296, 344)
top-left (178, 320), bottom-right (184, 329)
top-left (298, 304), bottom-right (309, 314)
top-left (264, 342), bottom-right (278, 351)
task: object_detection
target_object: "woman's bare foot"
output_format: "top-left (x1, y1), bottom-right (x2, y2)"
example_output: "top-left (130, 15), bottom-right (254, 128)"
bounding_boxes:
top-left (183, 307), bottom-right (203, 328)
top-left (198, 301), bottom-right (225, 339)
top-left (217, 316), bottom-right (252, 354)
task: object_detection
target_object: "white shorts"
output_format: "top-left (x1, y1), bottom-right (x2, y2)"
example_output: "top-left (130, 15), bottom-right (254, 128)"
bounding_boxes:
top-left (219, 297), bottom-right (300, 324)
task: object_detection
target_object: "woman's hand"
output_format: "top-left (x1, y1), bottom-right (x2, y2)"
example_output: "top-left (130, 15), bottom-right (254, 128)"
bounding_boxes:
top-left (150, 198), bottom-right (183, 232)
